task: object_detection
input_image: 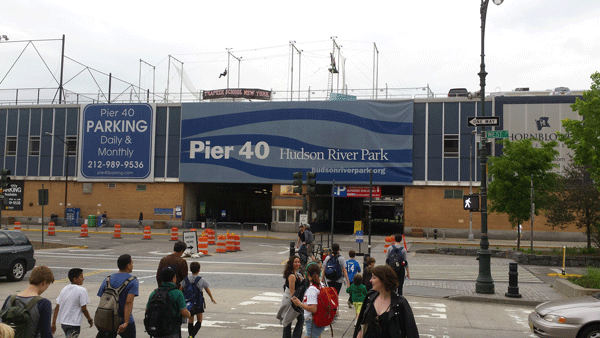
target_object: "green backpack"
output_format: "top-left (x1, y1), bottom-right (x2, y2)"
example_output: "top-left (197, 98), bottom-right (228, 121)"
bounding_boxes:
top-left (0, 295), bottom-right (42, 338)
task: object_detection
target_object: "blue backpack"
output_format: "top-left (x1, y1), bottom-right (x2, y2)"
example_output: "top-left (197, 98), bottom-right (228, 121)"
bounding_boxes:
top-left (324, 255), bottom-right (342, 280)
top-left (183, 276), bottom-right (205, 313)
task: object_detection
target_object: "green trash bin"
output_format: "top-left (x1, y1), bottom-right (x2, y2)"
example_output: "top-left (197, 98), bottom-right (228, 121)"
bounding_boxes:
top-left (87, 215), bottom-right (96, 227)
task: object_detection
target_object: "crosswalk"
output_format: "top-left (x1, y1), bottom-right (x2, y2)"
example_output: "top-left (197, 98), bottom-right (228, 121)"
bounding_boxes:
top-left (409, 265), bottom-right (542, 283)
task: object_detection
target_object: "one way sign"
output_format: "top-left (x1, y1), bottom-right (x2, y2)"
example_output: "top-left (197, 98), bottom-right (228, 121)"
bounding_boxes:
top-left (467, 116), bottom-right (500, 127)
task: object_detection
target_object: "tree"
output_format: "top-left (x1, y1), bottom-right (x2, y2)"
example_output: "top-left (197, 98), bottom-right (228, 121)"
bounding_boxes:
top-left (545, 162), bottom-right (600, 249)
top-left (558, 72), bottom-right (600, 188)
top-left (487, 138), bottom-right (559, 250)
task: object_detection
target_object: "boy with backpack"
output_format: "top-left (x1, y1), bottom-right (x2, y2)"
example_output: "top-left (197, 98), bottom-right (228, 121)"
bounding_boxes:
top-left (145, 267), bottom-right (190, 338)
top-left (291, 263), bottom-right (338, 338)
top-left (345, 250), bottom-right (361, 308)
top-left (51, 268), bottom-right (93, 338)
top-left (321, 243), bottom-right (349, 296)
top-left (180, 262), bottom-right (216, 338)
top-left (95, 254), bottom-right (138, 338)
top-left (1, 265), bottom-right (55, 338)
top-left (385, 234), bottom-right (410, 295)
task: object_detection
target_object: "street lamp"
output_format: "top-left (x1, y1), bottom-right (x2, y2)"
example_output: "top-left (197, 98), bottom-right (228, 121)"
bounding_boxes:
top-left (45, 132), bottom-right (70, 220)
top-left (476, 0), bottom-right (503, 295)
top-left (469, 129), bottom-right (476, 241)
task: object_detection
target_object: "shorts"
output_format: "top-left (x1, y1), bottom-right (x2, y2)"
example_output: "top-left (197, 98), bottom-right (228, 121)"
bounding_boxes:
top-left (305, 319), bottom-right (326, 338)
top-left (354, 302), bottom-right (363, 315)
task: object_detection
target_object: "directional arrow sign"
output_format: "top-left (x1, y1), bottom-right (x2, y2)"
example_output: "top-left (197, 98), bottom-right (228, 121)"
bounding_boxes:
top-left (467, 116), bottom-right (500, 127)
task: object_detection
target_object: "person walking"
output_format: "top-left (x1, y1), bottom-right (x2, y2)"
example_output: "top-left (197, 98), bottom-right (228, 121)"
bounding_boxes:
top-left (95, 254), bottom-right (139, 338)
top-left (101, 211), bottom-right (107, 228)
top-left (291, 263), bottom-right (326, 338)
top-left (181, 262), bottom-right (216, 338)
top-left (138, 213), bottom-right (143, 227)
top-left (353, 265), bottom-right (419, 338)
top-left (321, 243), bottom-right (350, 296)
top-left (346, 273), bottom-right (367, 322)
top-left (277, 256), bottom-right (304, 338)
top-left (346, 250), bottom-right (361, 307)
top-left (385, 234), bottom-right (410, 295)
top-left (145, 267), bottom-right (190, 338)
top-left (156, 241), bottom-right (189, 288)
top-left (1, 266), bottom-right (55, 338)
top-left (363, 257), bottom-right (376, 291)
top-left (52, 268), bottom-right (93, 337)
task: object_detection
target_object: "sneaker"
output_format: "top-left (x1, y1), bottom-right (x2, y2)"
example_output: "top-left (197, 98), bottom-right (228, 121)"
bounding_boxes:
top-left (347, 300), bottom-right (353, 308)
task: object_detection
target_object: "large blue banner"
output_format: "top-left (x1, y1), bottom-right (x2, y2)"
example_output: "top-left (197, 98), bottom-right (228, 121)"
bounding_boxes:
top-left (180, 101), bottom-right (413, 184)
top-left (78, 104), bottom-right (155, 181)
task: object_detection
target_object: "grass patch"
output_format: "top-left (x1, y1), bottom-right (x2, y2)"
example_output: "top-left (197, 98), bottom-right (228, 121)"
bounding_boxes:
top-left (517, 246), bottom-right (598, 256)
top-left (568, 267), bottom-right (600, 289)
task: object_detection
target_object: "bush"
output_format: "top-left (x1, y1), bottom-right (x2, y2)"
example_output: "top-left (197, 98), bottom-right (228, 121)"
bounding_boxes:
top-left (568, 267), bottom-right (600, 289)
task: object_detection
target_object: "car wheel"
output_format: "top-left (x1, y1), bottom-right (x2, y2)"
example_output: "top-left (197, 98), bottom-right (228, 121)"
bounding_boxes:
top-left (6, 260), bottom-right (26, 282)
top-left (579, 324), bottom-right (600, 338)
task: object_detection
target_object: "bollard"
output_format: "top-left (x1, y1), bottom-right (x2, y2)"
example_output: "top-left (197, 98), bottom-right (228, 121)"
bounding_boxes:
top-left (48, 222), bottom-right (56, 236)
top-left (290, 241), bottom-right (295, 257)
top-left (433, 228), bottom-right (438, 240)
top-left (142, 226), bottom-right (152, 240)
top-left (170, 227), bottom-right (179, 241)
top-left (505, 262), bottom-right (522, 298)
top-left (113, 224), bottom-right (122, 239)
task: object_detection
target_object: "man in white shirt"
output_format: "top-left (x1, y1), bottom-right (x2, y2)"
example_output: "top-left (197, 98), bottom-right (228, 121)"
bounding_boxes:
top-left (52, 268), bottom-right (93, 338)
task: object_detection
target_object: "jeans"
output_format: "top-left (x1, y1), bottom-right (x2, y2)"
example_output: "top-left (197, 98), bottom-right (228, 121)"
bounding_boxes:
top-left (283, 311), bottom-right (304, 338)
top-left (61, 324), bottom-right (80, 338)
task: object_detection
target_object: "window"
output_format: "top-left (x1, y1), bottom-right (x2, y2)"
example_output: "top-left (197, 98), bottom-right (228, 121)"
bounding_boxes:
top-left (444, 135), bottom-right (459, 158)
top-left (108, 183), bottom-right (116, 188)
top-left (29, 136), bottom-right (40, 156)
top-left (137, 184), bottom-right (146, 191)
top-left (5, 136), bottom-right (16, 156)
top-left (65, 136), bottom-right (77, 156)
top-left (275, 209), bottom-right (297, 223)
top-left (444, 189), bottom-right (463, 199)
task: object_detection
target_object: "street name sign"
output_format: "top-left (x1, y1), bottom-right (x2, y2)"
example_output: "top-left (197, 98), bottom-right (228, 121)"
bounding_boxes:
top-left (486, 130), bottom-right (509, 139)
top-left (467, 116), bottom-right (500, 127)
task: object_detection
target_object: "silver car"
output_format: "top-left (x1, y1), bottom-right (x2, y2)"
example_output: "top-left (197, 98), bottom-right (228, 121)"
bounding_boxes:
top-left (528, 293), bottom-right (600, 338)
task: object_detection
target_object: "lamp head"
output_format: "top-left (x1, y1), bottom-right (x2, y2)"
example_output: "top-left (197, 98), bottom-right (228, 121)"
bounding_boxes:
top-left (492, 0), bottom-right (503, 5)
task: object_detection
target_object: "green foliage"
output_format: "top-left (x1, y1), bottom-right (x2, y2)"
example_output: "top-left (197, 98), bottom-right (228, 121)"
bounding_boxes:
top-left (568, 267), bottom-right (600, 289)
top-left (487, 138), bottom-right (559, 228)
top-left (558, 72), bottom-right (600, 187)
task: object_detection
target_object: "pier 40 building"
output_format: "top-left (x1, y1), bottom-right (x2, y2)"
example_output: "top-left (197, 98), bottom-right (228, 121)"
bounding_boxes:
top-left (0, 95), bottom-right (584, 239)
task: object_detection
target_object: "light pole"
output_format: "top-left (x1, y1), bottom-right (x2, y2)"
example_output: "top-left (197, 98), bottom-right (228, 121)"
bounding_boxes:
top-left (476, 0), bottom-right (503, 295)
top-left (46, 132), bottom-right (69, 220)
top-left (469, 129), bottom-right (476, 241)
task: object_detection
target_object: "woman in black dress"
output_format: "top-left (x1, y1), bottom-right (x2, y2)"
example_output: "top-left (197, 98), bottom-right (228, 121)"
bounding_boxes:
top-left (353, 265), bottom-right (419, 338)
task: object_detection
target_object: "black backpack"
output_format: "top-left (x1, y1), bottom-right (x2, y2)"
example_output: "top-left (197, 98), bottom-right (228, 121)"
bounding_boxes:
top-left (290, 278), bottom-right (309, 313)
top-left (324, 254), bottom-right (342, 280)
top-left (386, 246), bottom-right (407, 278)
top-left (144, 286), bottom-right (179, 337)
top-left (0, 295), bottom-right (41, 338)
top-left (183, 276), bottom-right (205, 313)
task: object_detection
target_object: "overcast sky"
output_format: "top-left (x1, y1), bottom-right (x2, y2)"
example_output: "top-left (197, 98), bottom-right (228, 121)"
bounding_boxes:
top-left (2, 0), bottom-right (600, 101)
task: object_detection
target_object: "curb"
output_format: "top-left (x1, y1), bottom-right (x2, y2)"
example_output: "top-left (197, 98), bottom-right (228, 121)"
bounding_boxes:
top-left (445, 295), bottom-right (544, 307)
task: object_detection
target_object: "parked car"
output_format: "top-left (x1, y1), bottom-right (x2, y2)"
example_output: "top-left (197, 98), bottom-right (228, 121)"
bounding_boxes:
top-left (448, 88), bottom-right (469, 97)
top-left (550, 87), bottom-right (571, 95)
top-left (528, 293), bottom-right (600, 338)
top-left (0, 230), bottom-right (36, 281)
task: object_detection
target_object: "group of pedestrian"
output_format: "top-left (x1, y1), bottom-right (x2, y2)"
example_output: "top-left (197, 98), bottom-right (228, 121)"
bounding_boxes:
top-left (0, 241), bottom-right (216, 338)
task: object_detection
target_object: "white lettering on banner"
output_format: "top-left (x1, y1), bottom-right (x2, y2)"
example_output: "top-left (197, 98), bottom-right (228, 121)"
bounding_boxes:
top-left (98, 148), bottom-right (135, 157)
top-left (328, 149), bottom-right (359, 161)
top-left (279, 148), bottom-right (324, 160)
top-left (361, 149), bottom-right (389, 161)
top-left (86, 119), bottom-right (148, 133)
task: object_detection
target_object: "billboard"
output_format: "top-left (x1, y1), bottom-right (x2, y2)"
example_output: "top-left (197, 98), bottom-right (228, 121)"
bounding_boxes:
top-left (180, 101), bottom-right (413, 184)
top-left (3, 180), bottom-right (23, 210)
top-left (78, 104), bottom-right (155, 181)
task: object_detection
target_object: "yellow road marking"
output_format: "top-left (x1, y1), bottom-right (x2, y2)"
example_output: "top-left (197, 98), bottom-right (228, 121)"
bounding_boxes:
top-left (547, 273), bottom-right (582, 278)
top-left (55, 269), bottom-right (111, 283)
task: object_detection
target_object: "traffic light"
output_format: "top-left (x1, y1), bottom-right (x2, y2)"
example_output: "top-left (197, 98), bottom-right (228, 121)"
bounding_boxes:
top-left (306, 172), bottom-right (316, 194)
top-left (292, 172), bottom-right (303, 194)
top-left (0, 169), bottom-right (11, 189)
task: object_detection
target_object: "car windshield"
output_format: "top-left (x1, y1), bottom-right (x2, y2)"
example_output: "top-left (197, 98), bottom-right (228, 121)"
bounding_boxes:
top-left (5, 231), bottom-right (30, 245)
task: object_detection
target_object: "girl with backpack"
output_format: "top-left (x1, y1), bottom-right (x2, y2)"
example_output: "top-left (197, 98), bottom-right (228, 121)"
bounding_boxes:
top-left (321, 243), bottom-right (350, 296)
top-left (276, 256), bottom-right (304, 338)
top-left (353, 265), bottom-right (419, 338)
top-left (291, 264), bottom-right (326, 338)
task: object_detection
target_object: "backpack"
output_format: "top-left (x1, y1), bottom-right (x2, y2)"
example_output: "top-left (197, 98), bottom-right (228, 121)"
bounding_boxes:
top-left (0, 295), bottom-right (42, 338)
top-left (144, 286), bottom-right (179, 337)
top-left (94, 276), bottom-right (136, 332)
top-left (290, 278), bottom-right (309, 313)
top-left (304, 230), bottom-right (314, 244)
top-left (324, 255), bottom-right (342, 281)
top-left (312, 285), bottom-right (338, 327)
top-left (386, 246), bottom-right (407, 278)
top-left (183, 276), bottom-right (205, 313)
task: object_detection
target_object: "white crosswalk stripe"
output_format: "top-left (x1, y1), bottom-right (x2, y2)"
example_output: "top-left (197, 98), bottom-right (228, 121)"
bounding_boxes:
top-left (410, 265), bottom-right (542, 283)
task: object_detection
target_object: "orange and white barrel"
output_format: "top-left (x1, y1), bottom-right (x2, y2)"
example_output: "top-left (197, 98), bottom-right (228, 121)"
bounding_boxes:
top-left (113, 224), bottom-right (122, 239)
top-left (80, 224), bottom-right (89, 237)
top-left (402, 234), bottom-right (408, 251)
top-left (384, 236), bottom-right (393, 253)
top-left (48, 222), bottom-right (56, 236)
top-left (13, 222), bottom-right (21, 231)
top-left (207, 229), bottom-right (216, 245)
top-left (170, 227), bottom-right (179, 241)
top-left (143, 225), bottom-right (152, 240)
top-left (216, 235), bottom-right (227, 253)
top-left (226, 234), bottom-right (235, 252)
top-left (233, 234), bottom-right (240, 251)
top-left (198, 236), bottom-right (209, 255)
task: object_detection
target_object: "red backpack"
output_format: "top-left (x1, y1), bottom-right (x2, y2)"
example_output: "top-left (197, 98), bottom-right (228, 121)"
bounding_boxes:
top-left (312, 285), bottom-right (339, 327)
